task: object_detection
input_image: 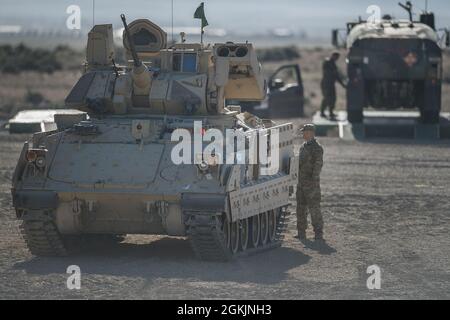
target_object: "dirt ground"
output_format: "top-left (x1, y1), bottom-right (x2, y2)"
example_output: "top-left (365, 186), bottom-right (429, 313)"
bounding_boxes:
top-left (0, 125), bottom-right (449, 300)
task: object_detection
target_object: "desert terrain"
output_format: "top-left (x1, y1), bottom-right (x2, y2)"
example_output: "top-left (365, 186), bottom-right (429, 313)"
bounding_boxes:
top-left (0, 46), bottom-right (449, 299)
top-left (0, 128), bottom-right (449, 299)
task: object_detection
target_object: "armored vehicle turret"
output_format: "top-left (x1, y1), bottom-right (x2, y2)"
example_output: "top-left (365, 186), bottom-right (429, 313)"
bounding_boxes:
top-left (332, 1), bottom-right (449, 124)
top-left (11, 15), bottom-right (298, 261)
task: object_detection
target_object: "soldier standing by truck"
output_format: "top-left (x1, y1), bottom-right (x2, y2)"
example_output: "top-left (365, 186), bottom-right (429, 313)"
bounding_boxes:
top-left (296, 124), bottom-right (324, 241)
top-left (320, 52), bottom-right (346, 119)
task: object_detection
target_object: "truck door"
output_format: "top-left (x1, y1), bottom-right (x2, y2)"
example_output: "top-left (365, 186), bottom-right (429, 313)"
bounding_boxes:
top-left (268, 64), bottom-right (304, 117)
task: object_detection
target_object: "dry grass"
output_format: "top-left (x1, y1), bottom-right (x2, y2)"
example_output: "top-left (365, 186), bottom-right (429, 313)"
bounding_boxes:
top-left (0, 71), bottom-right (81, 118)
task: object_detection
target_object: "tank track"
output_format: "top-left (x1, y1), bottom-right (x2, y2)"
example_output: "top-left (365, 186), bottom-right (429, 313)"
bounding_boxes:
top-left (20, 211), bottom-right (68, 257)
top-left (19, 210), bottom-right (126, 257)
top-left (185, 207), bottom-right (290, 262)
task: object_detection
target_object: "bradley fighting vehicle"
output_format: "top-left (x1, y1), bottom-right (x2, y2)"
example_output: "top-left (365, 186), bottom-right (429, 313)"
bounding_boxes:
top-left (11, 15), bottom-right (298, 261)
top-left (333, 1), bottom-right (449, 124)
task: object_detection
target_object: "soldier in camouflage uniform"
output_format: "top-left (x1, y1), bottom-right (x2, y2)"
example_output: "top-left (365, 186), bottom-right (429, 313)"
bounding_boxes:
top-left (320, 51), bottom-right (346, 119)
top-left (296, 124), bottom-right (324, 241)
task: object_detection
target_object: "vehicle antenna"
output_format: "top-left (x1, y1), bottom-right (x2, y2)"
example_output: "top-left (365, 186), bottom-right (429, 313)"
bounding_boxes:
top-left (171, 0), bottom-right (174, 43)
top-left (93, 0), bottom-right (96, 28)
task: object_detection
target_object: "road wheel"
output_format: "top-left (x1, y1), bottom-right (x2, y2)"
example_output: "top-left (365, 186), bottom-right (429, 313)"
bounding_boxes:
top-left (260, 212), bottom-right (269, 245)
top-left (230, 221), bottom-right (240, 254)
top-left (268, 210), bottom-right (278, 242)
top-left (239, 218), bottom-right (249, 251)
top-left (347, 109), bottom-right (363, 123)
top-left (250, 215), bottom-right (260, 248)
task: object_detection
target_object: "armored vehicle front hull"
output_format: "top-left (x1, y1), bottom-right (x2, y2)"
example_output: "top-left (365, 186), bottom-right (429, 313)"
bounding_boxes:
top-left (12, 115), bottom-right (297, 261)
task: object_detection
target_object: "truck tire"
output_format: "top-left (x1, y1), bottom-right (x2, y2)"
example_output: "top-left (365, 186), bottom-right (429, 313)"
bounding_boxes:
top-left (347, 109), bottom-right (363, 123)
top-left (420, 110), bottom-right (440, 124)
top-left (63, 234), bottom-right (126, 252)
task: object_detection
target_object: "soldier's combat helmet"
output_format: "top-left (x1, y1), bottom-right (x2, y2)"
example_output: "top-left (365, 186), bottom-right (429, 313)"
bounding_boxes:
top-left (300, 123), bottom-right (316, 132)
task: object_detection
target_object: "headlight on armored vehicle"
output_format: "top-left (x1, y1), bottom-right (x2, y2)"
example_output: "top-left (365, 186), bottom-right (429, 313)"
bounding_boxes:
top-left (26, 148), bottom-right (47, 166)
top-left (35, 156), bottom-right (46, 168)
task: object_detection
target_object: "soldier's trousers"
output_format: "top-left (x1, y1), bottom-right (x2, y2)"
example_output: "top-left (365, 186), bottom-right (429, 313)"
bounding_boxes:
top-left (320, 85), bottom-right (337, 114)
top-left (296, 183), bottom-right (323, 235)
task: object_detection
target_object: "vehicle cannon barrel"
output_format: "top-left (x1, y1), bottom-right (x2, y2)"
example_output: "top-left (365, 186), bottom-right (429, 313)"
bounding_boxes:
top-left (121, 14), bottom-right (141, 67)
top-left (121, 14), bottom-right (151, 96)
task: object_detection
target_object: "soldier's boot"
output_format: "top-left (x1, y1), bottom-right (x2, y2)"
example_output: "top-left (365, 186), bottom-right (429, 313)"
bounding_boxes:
top-left (329, 102), bottom-right (337, 119)
top-left (296, 193), bottom-right (308, 242)
top-left (329, 109), bottom-right (337, 119)
top-left (320, 100), bottom-right (327, 118)
top-left (297, 230), bottom-right (307, 241)
top-left (310, 206), bottom-right (324, 241)
top-left (314, 230), bottom-right (324, 241)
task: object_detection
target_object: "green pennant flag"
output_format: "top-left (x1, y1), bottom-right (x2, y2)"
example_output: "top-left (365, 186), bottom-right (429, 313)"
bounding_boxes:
top-left (194, 2), bottom-right (209, 29)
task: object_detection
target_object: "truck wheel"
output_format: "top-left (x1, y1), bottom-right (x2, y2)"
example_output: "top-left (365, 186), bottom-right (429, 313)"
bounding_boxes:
top-left (348, 109), bottom-right (363, 123)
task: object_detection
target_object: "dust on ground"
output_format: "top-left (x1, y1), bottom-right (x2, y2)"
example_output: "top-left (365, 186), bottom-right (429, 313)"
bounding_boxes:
top-left (0, 127), bottom-right (449, 300)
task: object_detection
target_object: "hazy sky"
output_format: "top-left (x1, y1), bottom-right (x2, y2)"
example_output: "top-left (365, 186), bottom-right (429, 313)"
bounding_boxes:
top-left (1, 0), bottom-right (449, 37)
